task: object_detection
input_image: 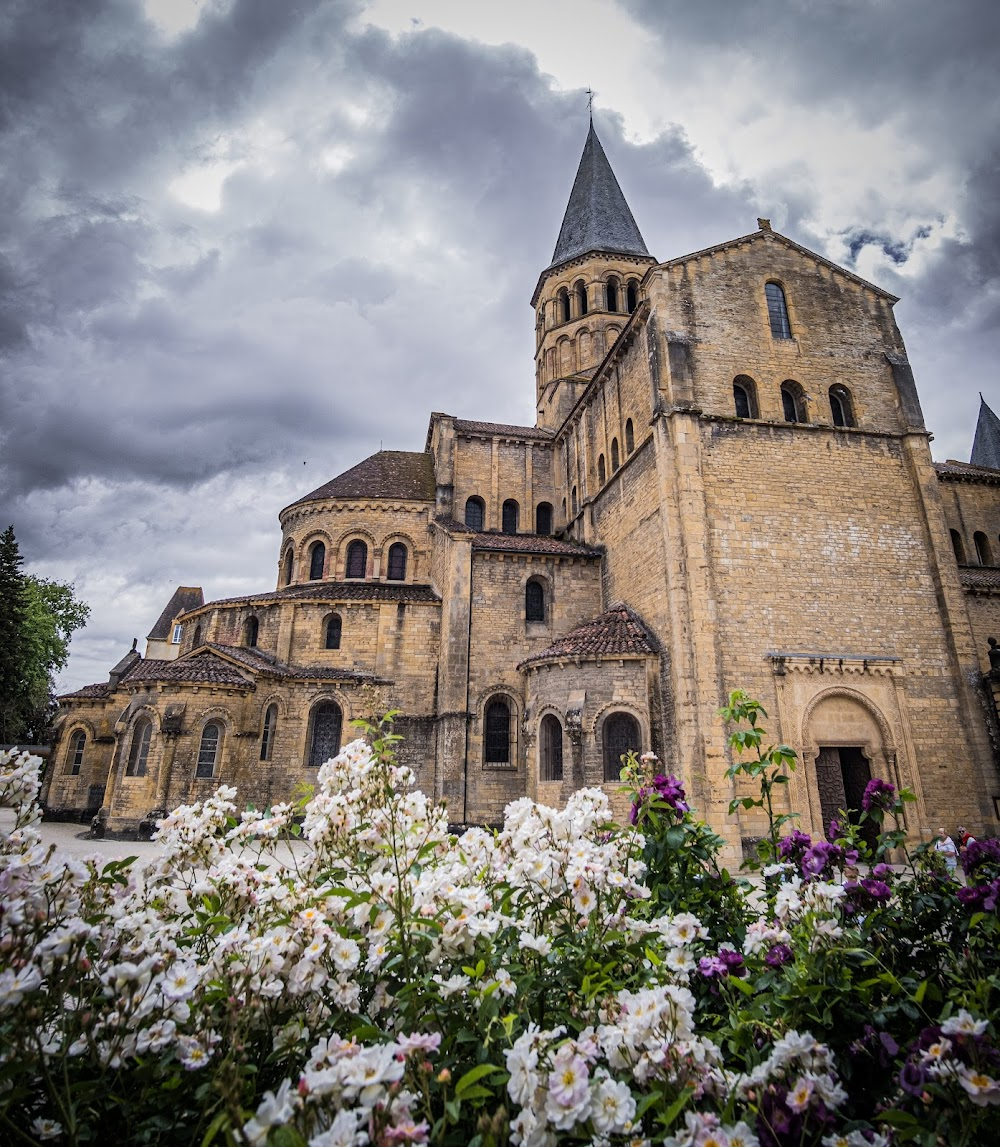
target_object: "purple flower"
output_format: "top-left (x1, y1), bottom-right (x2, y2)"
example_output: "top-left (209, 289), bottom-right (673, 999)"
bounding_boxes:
top-left (860, 878), bottom-right (892, 902)
top-left (698, 956), bottom-right (728, 979)
top-left (801, 840), bottom-right (843, 879)
top-left (861, 778), bottom-right (896, 812)
top-left (765, 943), bottom-right (793, 967)
top-left (871, 863), bottom-right (894, 881)
top-left (652, 773), bottom-right (690, 812)
top-left (961, 837), bottom-right (1000, 877)
top-left (778, 830), bottom-right (812, 863)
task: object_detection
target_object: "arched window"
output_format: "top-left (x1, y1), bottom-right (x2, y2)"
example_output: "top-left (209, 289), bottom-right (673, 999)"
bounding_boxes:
top-left (484, 697), bottom-right (511, 764)
top-left (975, 531), bottom-right (993, 566)
top-left (765, 281), bottom-right (792, 339)
top-left (345, 540), bottom-right (367, 579)
top-left (951, 529), bottom-right (967, 564)
top-left (626, 280), bottom-right (638, 312)
top-left (780, 381), bottom-right (808, 424)
top-left (611, 438), bottom-right (620, 472)
top-left (67, 729), bottom-right (86, 775)
top-left (603, 712), bottom-right (641, 781)
top-left (244, 616), bottom-right (259, 648)
top-left (260, 704), bottom-right (278, 762)
top-left (625, 419), bottom-right (635, 454)
top-left (307, 701), bottom-right (343, 767)
top-left (502, 500), bottom-right (519, 535)
top-left (309, 541), bottom-right (326, 581)
top-left (125, 718), bottom-right (152, 777)
top-left (575, 280), bottom-right (588, 316)
top-left (465, 497), bottom-right (485, 531)
top-left (386, 542), bottom-right (407, 581)
top-left (283, 548), bottom-right (294, 586)
top-left (571, 487), bottom-right (578, 515)
top-left (733, 375), bottom-right (759, 419)
top-left (558, 287), bottom-right (571, 324)
top-left (598, 454), bottom-right (606, 485)
top-left (193, 624), bottom-right (202, 648)
top-left (196, 721), bottom-right (222, 778)
top-left (606, 278), bottom-right (619, 313)
top-left (829, 385), bottom-right (855, 428)
top-left (525, 579), bottom-right (545, 622)
top-left (535, 503), bottom-right (553, 536)
top-left (325, 614), bottom-right (342, 650)
top-left (540, 715), bottom-right (563, 781)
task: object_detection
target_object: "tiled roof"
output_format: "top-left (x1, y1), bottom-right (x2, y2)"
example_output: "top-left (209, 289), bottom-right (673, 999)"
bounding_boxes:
top-left (289, 451), bottom-right (435, 507)
top-left (519, 603), bottom-right (659, 669)
top-left (59, 682), bottom-right (111, 700)
top-left (473, 532), bottom-right (601, 558)
top-left (202, 644), bottom-right (378, 682)
top-left (122, 652), bottom-right (251, 687)
top-left (191, 582), bottom-right (441, 612)
top-left (146, 586), bottom-right (205, 639)
top-left (453, 419), bottom-right (554, 441)
top-left (935, 460), bottom-right (1000, 484)
top-left (960, 567), bottom-right (1000, 590)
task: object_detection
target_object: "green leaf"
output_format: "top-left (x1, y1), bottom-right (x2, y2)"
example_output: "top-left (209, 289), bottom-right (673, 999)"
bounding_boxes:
top-left (199, 1110), bottom-right (229, 1147)
top-left (454, 1063), bottom-right (503, 1099)
top-left (659, 1085), bottom-right (695, 1129)
top-left (914, 979), bottom-right (928, 1005)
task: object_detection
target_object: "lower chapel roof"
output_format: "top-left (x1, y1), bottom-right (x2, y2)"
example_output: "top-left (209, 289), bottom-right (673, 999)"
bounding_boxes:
top-left (289, 450), bottom-right (436, 508)
top-left (436, 519), bottom-right (600, 557)
top-left (452, 418), bottom-right (554, 441)
top-left (183, 581), bottom-right (441, 614)
top-left (519, 604), bottom-right (659, 669)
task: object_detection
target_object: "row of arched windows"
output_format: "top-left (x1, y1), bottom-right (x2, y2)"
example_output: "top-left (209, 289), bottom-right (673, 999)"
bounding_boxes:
top-left (951, 529), bottom-right (998, 567)
top-left (239, 612), bottom-right (349, 652)
top-left (464, 498), bottom-right (554, 536)
top-left (732, 376), bottom-right (856, 428)
top-left (596, 419), bottom-right (636, 487)
top-left (285, 539), bottom-right (409, 586)
top-left (549, 276), bottom-right (640, 328)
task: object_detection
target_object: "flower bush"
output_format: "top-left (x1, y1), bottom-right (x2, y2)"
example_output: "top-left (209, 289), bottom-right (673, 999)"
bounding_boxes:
top-left (1, 699), bottom-right (999, 1146)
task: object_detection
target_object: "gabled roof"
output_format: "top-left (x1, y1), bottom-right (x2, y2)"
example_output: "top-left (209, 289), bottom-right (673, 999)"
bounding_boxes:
top-left (518, 603), bottom-right (659, 669)
top-left (287, 450), bottom-right (435, 510)
top-left (971, 396), bottom-right (1000, 471)
top-left (435, 518), bottom-right (600, 558)
top-left (122, 650), bottom-right (252, 687)
top-left (453, 419), bottom-right (554, 441)
top-left (146, 586), bottom-right (205, 639)
top-left (934, 460), bottom-right (1000, 487)
top-left (547, 124), bottom-right (649, 271)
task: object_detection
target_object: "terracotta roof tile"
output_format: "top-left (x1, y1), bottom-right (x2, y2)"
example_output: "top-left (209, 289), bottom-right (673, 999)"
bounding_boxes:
top-left (935, 460), bottom-right (1000, 483)
top-left (59, 682), bottom-right (111, 700)
top-left (519, 603), bottom-right (659, 669)
top-left (960, 567), bottom-right (1000, 590)
top-left (289, 451), bottom-right (435, 507)
top-left (122, 652), bottom-right (251, 687)
top-left (435, 517), bottom-right (599, 557)
top-left (146, 586), bottom-right (205, 639)
top-left (453, 419), bottom-right (554, 441)
top-left (193, 582), bottom-right (441, 611)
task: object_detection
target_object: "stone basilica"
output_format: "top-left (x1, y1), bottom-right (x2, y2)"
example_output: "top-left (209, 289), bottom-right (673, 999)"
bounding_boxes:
top-left (48, 126), bottom-right (1000, 857)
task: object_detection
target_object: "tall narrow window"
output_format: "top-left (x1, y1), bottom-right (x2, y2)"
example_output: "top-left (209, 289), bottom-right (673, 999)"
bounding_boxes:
top-left (244, 616), bottom-right (259, 648)
top-left (559, 287), bottom-right (570, 324)
top-left (625, 419), bottom-right (635, 454)
top-left (975, 531), bottom-right (993, 566)
top-left (307, 702), bottom-right (343, 767)
top-left (611, 438), bottom-right (620, 472)
top-left (535, 503), bottom-right (553, 536)
top-left (171, 624), bottom-right (182, 644)
top-left (260, 704), bottom-right (278, 762)
top-left (606, 278), bottom-right (619, 312)
top-left (193, 624), bottom-right (202, 648)
top-left (603, 712), bottom-right (640, 781)
top-left (196, 722), bottom-right (221, 778)
top-left (951, 529), bottom-right (966, 564)
top-left (540, 715), bottom-right (563, 781)
top-left (125, 719), bottom-right (152, 777)
top-left (67, 730), bottom-right (86, 775)
top-left (575, 280), bottom-right (588, 316)
top-left (733, 375), bottom-right (758, 419)
top-left (345, 540), bottom-right (367, 579)
top-left (309, 541), bottom-right (325, 581)
top-left (283, 549), bottom-right (294, 586)
top-left (571, 486), bottom-right (578, 515)
top-left (765, 282), bottom-right (792, 339)
top-left (484, 698), bottom-right (511, 764)
top-left (525, 579), bottom-right (545, 622)
top-left (386, 542), bottom-right (407, 581)
top-left (626, 280), bottom-right (638, 312)
top-left (465, 497), bottom-right (485, 531)
top-left (502, 500), bottom-right (519, 535)
top-left (781, 381), bottom-right (807, 424)
top-left (829, 385), bottom-right (855, 428)
top-left (325, 614), bottom-right (342, 650)
top-left (598, 454), bottom-right (606, 485)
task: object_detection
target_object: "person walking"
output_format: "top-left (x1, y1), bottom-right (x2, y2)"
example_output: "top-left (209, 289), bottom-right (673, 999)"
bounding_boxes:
top-left (934, 828), bottom-right (958, 876)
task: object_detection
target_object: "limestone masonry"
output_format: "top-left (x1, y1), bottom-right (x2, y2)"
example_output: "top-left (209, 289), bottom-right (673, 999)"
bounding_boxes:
top-left (47, 126), bottom-right (1000, 859)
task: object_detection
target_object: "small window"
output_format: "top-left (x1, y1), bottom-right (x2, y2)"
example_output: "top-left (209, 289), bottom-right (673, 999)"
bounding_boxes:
top-left (386, 542), bottom-right (407, 581)
top-left (325, 614), bottom-right (342, 650)
top-left (829, 385), bottom-right (855, 428)
top-left (625, 419), bottom-right (635, 454)
top-left (606, 278), bottom-right (619, 313)
top-left (125, 719), bottom-right (152, 777)
top-left (575, 279), bottom-right (588, 316)
top-left (307, 701), bottom-right (343, 767)
top-left (603, 712), bottom-right (641, 781)
top-left (196, 722), bottom-right (222, 778)
top-left (525, 579), bottom-right (545, 623)
top-left (345, 540), bottom-right (367, 579)
top-left (535, 503), bottom-right (553, 536)
top-left (558, 287), bottom-right (570, 324)
top-left (171, 624), bottom-right (183, 645)
top-left (975, 531), bottom-right (993, 566)
top-left (484, 698), bottom-right (511, 764)
top-left (309, 541), bottom-right (326, 581)
top-left (465, 497), bottom-right (485, 531)
top-left (598, 454), bottom-right (606, 485)
top-left (626, 280), bottom-right (638, 313)
top-left (571, 486), bottom-right (578, 515)
top-left (540, 715), bottom-right (563, 781)
top-left (733, 375), bottom-right (759, 419)
top-left (951, 529), bottom-right (967, 564)
top-left (611, 438), bottom-right (620, 472)
top-left (67, 730), bottom-right (86, 775)
top-left (765, 282), bottom-right (792, 339)
top-left (780, 381), bottom-right (808, 424)
top-left (283, 549), bottom-right (294, 586)
top-left (244, 616), bottom-right (259, 648)
top-left (502, 500), bottom-right (519, 535)
top-left (260, 704), bottom-right (278, 762)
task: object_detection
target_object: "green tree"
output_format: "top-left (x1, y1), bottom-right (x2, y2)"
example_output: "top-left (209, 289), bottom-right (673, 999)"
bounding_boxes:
top-left (0, 525), bottom-right (90, 744)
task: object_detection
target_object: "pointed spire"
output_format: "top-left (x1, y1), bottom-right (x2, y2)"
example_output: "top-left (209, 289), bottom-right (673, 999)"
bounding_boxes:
top-left (971, 395), bottom-right (1000, 470)
top-left (548, 124), bottom-right (649, 270)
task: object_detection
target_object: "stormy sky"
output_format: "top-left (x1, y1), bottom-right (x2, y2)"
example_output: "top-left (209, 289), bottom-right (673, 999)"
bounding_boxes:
top-left (2, 0), bottom-right (998, 692)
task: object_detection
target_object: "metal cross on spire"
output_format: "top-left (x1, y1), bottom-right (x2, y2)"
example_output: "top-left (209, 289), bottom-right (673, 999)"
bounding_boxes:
top-left (586, 88), bottom-right (593, 122)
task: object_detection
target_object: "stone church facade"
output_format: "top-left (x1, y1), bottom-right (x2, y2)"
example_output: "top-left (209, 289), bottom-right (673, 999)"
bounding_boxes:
top-left (47, 126), bottom-right (1000, 858)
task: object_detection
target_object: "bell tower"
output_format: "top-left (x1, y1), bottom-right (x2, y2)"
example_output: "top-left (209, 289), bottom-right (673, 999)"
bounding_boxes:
top-left (532, 123), bottom-right (656, 431)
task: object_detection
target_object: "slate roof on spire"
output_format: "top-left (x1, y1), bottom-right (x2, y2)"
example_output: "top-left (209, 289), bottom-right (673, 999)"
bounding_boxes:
top-left (971, 396), bottom-right (1000, 471)
top-left (548, 124), bottom-right (649, 270)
